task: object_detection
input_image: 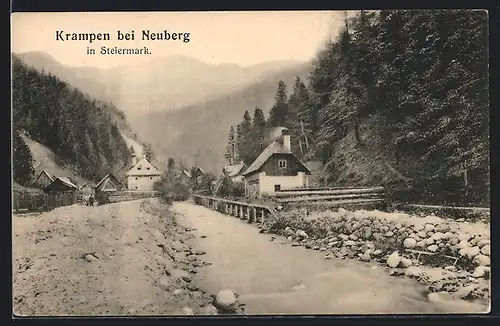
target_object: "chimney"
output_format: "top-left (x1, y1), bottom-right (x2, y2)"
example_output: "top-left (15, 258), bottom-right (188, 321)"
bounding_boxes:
top-left (131, 153), bottom-right (137, 166)
top-left (282, 128), bottom-right (291, 152)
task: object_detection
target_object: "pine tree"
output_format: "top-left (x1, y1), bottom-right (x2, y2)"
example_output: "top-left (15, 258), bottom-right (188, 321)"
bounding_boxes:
top-left (225, 126), bottom-right (236, 165)
top-left (239, 111), bottom-right (253, 165)
top-left (268, 81), bottom-right (289, 127)
top-left (251, 107), bottom-right (266, 160)
top-left (12, 130), bottom-right (34, 185)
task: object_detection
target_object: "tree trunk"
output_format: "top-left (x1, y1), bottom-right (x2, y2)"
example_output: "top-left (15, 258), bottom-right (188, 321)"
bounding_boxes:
top-left (354, 117), bottom-right (361, 145)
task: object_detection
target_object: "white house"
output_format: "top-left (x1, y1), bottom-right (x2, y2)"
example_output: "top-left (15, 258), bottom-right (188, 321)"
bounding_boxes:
top-left (241, 128), bottom-right (311, 198)
top-left (125, 154), bottom-right (161, 191)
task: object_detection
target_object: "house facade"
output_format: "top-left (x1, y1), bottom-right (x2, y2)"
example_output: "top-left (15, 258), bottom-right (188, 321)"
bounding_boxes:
top-left (126, 155), bottom-right (161, 191)
top-left (222, 161), bottom-right (247, 183)
top-left (242, 128), bottom-right (310, 198)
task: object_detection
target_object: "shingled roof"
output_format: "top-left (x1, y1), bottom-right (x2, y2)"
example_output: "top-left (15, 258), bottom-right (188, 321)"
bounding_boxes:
top-left (223, 162), bottom-right (247, 177)
top-left (241, 140), bottom-right (310, 176)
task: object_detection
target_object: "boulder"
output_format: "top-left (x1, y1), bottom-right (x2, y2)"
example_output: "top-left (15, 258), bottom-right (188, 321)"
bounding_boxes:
top-left (403, 236), bottom-right (416, 248)
top-left (477, 239), bottom-right (490, 248)
top-left (284, 227), bottom-right (294, 236)
top-left (431, 232), bottom-right (445, 241)
top-left (215, 290), bottom-right (237, 310)
top-left (473, 254), bottom-right (490, 267)
top-left (459, 246), bottom-right (480, 259)
top-left (456, 240), bottom-right (470, 250)
top-left (405, 266), bottom-right (423, 277)
top-left (296, 230), bottom-right (309, 238)
top-left (480, 244), bottom-right (490, 256)
top-left (359, 253), bottom-right (371, 262)
top-left (425, 238), bottom-right (435, 246)
top-left (425, 224), bottom-right (435, 232)
top-left (472, 266), bottom-right (488, 278)
top-left (349, 234), bottom-right (358, 241)
top-left (399, 257), bottom-right (412, 268)
top-left (387, 251), bottom-right (401, 268)
top-left (418, 231), bottom-right (428, 238)
top-left (458, 233), bottom-right (471, 242)
top-left (427, 245), bottom-right (439, 253)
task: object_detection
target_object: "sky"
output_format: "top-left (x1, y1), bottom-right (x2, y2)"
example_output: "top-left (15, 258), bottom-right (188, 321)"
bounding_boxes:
top-left (11, 11), bottom-right (348, 68)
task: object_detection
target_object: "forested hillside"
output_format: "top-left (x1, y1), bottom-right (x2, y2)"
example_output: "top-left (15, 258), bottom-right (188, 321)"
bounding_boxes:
top-left (228, 10), bottom-right (489, 206)
top-left (12, 55), bottom-right (131, 184)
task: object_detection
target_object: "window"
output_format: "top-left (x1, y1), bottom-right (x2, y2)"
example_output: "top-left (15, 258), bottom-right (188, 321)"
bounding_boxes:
top-left (147, 167), bottom-right (150, 170)
top-left (274, 185), bottom-right (281, 192)
top-left (149, 177), bottom-right (153, 180)
top-left (278, 159), bottom-right (287, 168)
top-left (135, 177), bottom-right (138, 180)
top-left (137, 165), bottom-right (142, 170)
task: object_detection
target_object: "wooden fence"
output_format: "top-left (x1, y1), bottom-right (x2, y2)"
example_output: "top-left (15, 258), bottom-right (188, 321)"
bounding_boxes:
top-left (12, 191), bottom-right (77, 213)
top-left (97, 190), bottom-right (163, 204)
top-left (193, 194), bottom-right (278, 224)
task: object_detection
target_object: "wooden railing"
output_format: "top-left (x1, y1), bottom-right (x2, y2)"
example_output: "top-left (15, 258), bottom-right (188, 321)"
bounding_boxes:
top-left (193, 194), bottom-right (278, 224)
top-left (273, 186), bottom-right (387, 208)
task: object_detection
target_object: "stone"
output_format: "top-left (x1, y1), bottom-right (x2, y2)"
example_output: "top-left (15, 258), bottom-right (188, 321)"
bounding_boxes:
top-left (313, 246), bottom-right (320, 250)
top-left (181, 275), bottom-right (192, 283)
top-left (344, 240), bottom-right (356, 246)
top-left (389, 268), bottom-right (405, 276)
top-left (472, 266), bottom-right (487, 278)
top-left (324, 254), bottom-right (333, 260)
top-left (215, 290), bottom-right (237, 310)
top-left (425, 224), bottom-right (435, 232)
top-left (480, 245), bottom-right (490, 256)
top-left (456, 240), bottom-right (471, 250)
top-left (338, 208), bottom-right (348, 215)
top-left (458, 233), bottom-right (470, 242)
top-left (385, 231), bottom-right (394, 237)
top-left (473, 254), bottom-right (490, 266)
top-left (418, 231), bottom-right (428, 238)
top-left (84, 254), bottom-right (97, 262)
top-left (284, 227), bottom-right (294, 235)
top-left (431, 232), bottom-right (445, 241)
top-left (386, 251), bottom-right (401, 268)
top-left (349, 234), bottom-right (358, 241)
top-left (459, 246), bottom-right (480, 259)
top-left (305, 243), bottom-right (313, 249)
top-left (425, 238), bottom-right (435, 246)
top-left (287, 236), bottom-right (293, 241)
top-left (339, 234), bottom-right (349, 241)
top-left (427, 245), bottom-right (439, 253)
top-left (360, 253), bottom-right (371, 262)
top-left (477, 239), bottom-right (490, 248)
top-left (399, 258), bottom-right (412, 268)
top-left (195, 250), bottom-right (206, 256)
top-left (296, 230), bottom-right (308, 238)
top-left (372, 249), bottom-right (383, 256)
top-left (182, 307), bottom-right (195, 315)
top-left (173, 289), bottom-right (183, 295)
top-left (202, 305), bottom-right (218, 315)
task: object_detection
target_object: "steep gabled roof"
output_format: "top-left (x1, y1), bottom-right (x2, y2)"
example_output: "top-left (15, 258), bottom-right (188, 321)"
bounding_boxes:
top-left (126, 157), bottom-right (161, 176)
top-left (34, 170), bottom-right (54, 183)
top-left (223, 162), bottom-right (247, 177)
top-left (181, 169), bottom-right (192, 178)
top-left (78, 181), bottom-right (95, 190)
top-left (95, 173), bottom-right (124, 191)
top-left (241, 140), bottom-right (311, 176)
top-left (57, 177), bottom-right (78, 189)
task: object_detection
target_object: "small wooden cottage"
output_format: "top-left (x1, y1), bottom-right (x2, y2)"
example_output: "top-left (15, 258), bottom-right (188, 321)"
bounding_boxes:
top-left (43, 177), bottom-right (79, 207)
top-left (78, 181), bottom-right (96, 196)
top-left (95, 173), bottom-right (126, 193)
top-left (32, 170), bottom-right (54, 189)
top-left (241, 128), bottom-right (311, 198)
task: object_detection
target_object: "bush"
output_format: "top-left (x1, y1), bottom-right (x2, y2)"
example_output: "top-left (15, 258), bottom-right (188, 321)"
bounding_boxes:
top-left (230, 182), bottom-right (245, 198)
top-left (154, 172), bottom-right (191, 203)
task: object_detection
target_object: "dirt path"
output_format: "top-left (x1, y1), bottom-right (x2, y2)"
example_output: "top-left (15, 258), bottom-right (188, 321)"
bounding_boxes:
top-left (173, 202), bottom-right (488, 315)
top-left (13, 199), bottom-right (214, 316)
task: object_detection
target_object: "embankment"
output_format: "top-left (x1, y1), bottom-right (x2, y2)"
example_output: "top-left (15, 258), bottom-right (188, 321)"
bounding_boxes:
top-left (260, 207), bottom-right (491, 305)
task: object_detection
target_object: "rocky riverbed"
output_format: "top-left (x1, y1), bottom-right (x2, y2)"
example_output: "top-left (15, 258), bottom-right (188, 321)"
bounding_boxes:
top-left (260, 207), bottom-right (491, 305)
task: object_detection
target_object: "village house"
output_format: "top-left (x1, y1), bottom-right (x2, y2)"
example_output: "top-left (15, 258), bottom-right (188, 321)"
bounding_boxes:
top-left (44, 177), bottom-right (78, 193)
top-left (32, 170), bottom-right (54, 189)
top-left (95, 173), bottom-right (126, 193)
top-left (78, 181), bottom-right (95, 196)
top-left (222, 161), bottom-right (247, 183)
top-left (125, 154), bottom-right (161, 191)
top-left (241, 128), bottom-right (311, 198)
